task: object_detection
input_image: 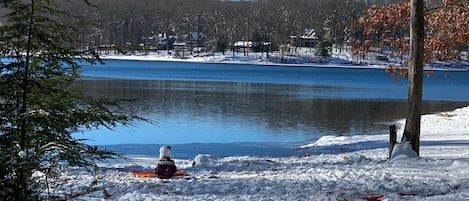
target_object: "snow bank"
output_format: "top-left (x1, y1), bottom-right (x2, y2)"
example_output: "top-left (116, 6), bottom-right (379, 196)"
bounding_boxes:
top-left (49, 105), bottom-right (469, 201)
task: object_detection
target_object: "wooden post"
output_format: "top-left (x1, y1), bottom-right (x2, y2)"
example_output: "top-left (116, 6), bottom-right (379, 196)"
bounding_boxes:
top-left (389, 125), bottom-right (397, 159)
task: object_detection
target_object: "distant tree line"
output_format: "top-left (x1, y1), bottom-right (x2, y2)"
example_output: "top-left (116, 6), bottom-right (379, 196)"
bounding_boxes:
top-left (58, 0), bottom-right (407, 54)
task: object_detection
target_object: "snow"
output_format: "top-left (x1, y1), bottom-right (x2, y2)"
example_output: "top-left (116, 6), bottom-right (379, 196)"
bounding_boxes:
top-left (50, 50), bottom-right (468, 200)
top-left (100, 50), bottom-right (385, 70)
top-left (52, 105), bottom-right (469, 201)
top-left (389, 141), bottom-right (419, 162)
top-left (99, 48), bottom-right (468, 71)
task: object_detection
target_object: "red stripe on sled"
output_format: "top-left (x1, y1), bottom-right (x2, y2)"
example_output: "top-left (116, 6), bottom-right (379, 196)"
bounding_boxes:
top-left (130, 170), bottom-right (186, 178)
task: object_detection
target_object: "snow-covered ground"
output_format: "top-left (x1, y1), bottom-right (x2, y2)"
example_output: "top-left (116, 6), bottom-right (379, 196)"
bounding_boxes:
top-left (54, 106), bottom-right (469, 201)
top-left (100, 50), bottom-right (387, 69)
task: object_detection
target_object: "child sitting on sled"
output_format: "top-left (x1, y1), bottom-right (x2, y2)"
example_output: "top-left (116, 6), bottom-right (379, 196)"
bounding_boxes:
top-left (155, 145), bottom-right (177, 179)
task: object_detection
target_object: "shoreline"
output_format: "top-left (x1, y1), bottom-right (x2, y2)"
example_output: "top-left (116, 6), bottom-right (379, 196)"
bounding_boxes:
top-left (65, 105), bottom-right (469, 200)
top-left (99, 54), bottom-right (469, 72)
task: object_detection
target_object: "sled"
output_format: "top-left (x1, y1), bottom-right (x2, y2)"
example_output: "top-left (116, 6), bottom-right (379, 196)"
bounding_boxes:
top-left (130, 169), bottom-right (187, 178)
top-left (360, 194), bottom-right (384, 201)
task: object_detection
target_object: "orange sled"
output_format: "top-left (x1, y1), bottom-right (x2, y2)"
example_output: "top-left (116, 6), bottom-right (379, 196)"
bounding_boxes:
top-left (130, 169), bottom-right (187, 178)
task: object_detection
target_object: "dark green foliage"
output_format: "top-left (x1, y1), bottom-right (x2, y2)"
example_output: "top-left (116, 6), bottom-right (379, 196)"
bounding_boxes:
top-left (315, 41), bottom-right (332, 58)
top-left (215, 36), bottom-right (228, 54)
top-left (250, 32), bottom-right (269, 53)
top-left (0, 0), bottom-right (142, 200)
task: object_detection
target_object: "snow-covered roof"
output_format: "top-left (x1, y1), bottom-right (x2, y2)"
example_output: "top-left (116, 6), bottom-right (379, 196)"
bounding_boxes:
top-left (189, 32), bottom-right (204, 41)
top-left (233, 41), bottom-right (253, 48)
top-left (172, 42), bottom-right (186, 46)
top-left (302, 29), bottom-right (318, 39)
top-left (289, 29), bottom-right (319, 40)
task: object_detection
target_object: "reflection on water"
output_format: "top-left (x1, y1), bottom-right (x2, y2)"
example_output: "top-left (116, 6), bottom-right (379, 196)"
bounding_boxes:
top-left (75, 79), bottom-right (468, 145)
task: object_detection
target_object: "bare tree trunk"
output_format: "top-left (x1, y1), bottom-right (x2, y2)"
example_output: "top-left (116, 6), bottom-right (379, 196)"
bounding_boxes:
top-left (402, 0), bottom-right (425, 156)
top-left (16, 0), bottom-right (36, 199)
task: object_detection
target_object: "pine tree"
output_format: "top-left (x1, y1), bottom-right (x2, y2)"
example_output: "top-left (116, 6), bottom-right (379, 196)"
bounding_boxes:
top-left (0, 1), bottom-right (142, 200)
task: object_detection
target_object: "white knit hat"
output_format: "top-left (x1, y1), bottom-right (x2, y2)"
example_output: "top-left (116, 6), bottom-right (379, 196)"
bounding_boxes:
top-left (159, 145), bottom-right (171, 160)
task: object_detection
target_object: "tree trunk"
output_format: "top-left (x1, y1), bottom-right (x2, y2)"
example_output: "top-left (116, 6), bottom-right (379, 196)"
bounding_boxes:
top-left (389, 125), bottom-right (397, 159)
top-left (402, 0), bottom-right (425, 156)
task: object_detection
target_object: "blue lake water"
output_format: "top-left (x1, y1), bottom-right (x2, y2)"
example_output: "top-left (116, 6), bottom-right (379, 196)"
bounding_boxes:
top-left (77, 60), bottom-right (469, 158)
top-left (82, 60), bottom-right (469, 101)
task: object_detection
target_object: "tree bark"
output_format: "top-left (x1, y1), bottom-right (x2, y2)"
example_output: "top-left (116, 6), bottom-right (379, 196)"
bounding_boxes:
top-left (17, 0), bottom-right (36, 200)
top-left (402, 0), bottom-right (425, 156)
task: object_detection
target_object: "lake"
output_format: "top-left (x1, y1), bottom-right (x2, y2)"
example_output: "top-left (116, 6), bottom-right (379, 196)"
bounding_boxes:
top-left (77, 60), bottom-right (469, 158)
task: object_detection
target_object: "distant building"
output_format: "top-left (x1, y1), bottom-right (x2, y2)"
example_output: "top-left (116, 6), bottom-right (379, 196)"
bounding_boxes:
top-left (233, 41), bottom-right (253, 50)
top-left (175, 32), bottom-right (203, 49)
top-left (171, 32), bottom-right (206, 54)
top-left (154, 33), bottom-right (177, 50)
top-left (233, 41), bottom-right (272, 53)
top-left (185, 32), bottom-right (205, 47)
top-left (289, 29), bottom-right (319, 47)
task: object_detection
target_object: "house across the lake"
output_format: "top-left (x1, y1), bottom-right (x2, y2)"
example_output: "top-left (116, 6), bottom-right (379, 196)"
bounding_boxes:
top-left (289, 29), bottom-right (319, 47)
